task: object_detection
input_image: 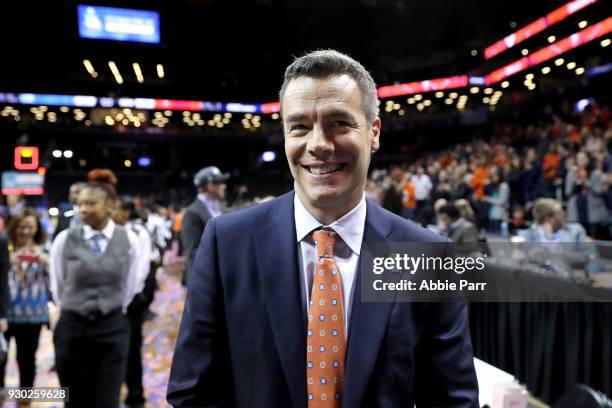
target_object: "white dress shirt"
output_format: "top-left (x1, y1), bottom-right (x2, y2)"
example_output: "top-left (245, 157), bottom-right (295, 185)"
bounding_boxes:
top-left (412, 174), bottom-right (433, 201)
top-left (197, 193), bottom-right (223, 218)
top-left (49, 219), bottom-right (144, 312)
top-left (294, 194), bottom-right (367, 335)
top-left (126, 220), bottom-right (153, 294)
top-left (145, 213), bottom-right (171, 262)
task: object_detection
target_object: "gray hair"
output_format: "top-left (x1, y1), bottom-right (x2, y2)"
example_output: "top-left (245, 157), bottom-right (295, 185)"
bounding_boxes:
top-left (279, 49), bottom-right (379, 124)
top-left (533, 198), bottom-right (561, 224)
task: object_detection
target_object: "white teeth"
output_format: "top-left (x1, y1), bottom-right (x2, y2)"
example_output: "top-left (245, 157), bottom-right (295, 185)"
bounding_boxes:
top-left (309, 164), bottom-right (342, 175)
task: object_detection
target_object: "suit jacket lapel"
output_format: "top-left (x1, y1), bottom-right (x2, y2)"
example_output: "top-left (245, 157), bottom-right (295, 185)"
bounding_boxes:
top-left (343, 200), bottom-right (395, 408)
top-left (254, 192), bottom-right (306, 408)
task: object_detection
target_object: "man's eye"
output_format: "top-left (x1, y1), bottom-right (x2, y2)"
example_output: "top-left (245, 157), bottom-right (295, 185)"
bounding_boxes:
top-left (290, 124), bottom-right (308, 131)
top-left (332, 121), bottom-right (350, 127)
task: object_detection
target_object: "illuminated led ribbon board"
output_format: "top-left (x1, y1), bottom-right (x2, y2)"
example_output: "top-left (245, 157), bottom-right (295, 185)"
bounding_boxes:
top-left (0, 19), bottom-right (609, 114)
top-left (484, 0), bottom-right (599, 60)
top-left (377, 76), bottom-right (470, 99)
top-left (0, 76), bottom-right (472, 113)
top-left (0, 93), bottom-right (272, 114)
top-left (485, 17), bottom-right (612, 85)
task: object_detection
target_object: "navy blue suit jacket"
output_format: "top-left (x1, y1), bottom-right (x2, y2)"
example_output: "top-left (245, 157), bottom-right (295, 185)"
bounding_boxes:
top-left (167, 191), bottom-right (479, 407)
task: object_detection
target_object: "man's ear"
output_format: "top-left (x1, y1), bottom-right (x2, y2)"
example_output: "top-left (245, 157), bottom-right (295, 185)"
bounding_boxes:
top-left (371, 117), bottom-right (381, 153)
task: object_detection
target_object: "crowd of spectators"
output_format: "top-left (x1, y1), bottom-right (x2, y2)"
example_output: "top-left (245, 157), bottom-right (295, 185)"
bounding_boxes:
top-left (367, 103), bottom-right (612, 241)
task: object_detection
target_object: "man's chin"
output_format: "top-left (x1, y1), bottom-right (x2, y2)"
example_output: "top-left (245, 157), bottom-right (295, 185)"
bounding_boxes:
top-left (300, 187), bottom-right (346, 207)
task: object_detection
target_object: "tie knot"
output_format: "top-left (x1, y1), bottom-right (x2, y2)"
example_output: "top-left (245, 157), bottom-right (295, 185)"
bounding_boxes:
top-left (312, 228), bottom-right (337, 259)
top-left (90, 232), bottom-right (103, 256)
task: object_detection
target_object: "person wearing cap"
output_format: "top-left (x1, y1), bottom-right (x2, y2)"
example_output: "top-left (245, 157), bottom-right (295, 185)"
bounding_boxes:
top-left (180, 166), bottom-right (229, 286)
top-left (168, 50), bottom-right (477, 407)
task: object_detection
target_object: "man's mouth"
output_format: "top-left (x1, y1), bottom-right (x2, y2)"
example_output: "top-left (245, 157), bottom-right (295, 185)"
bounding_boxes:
top-left (305, 163), bottom-right (346, 175)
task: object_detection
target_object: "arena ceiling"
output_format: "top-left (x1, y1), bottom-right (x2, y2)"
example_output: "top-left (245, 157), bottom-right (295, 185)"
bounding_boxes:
top-left (0, 0), bottom-right (604, 103)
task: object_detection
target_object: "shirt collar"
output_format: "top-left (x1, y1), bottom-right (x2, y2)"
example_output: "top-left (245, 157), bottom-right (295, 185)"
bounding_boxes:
top-left (294, 193), bottom-right (367, 255)
top-left (198, 193), bottom-right (213, 204)
top-left (82, 219), bottom-right (115, 240)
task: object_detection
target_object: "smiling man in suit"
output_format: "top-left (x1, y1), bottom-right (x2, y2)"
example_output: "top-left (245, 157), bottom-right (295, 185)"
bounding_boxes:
top-left (168, 50), bottom-right (478, 407)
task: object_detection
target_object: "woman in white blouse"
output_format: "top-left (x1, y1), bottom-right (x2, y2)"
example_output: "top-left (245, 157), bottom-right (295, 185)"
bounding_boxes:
top-left (49, 169), bottom-right (144, 408)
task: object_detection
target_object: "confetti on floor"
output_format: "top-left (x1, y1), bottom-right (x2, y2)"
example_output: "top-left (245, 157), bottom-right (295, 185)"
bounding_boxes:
top-left (2, 267), bottom-right (186, 408)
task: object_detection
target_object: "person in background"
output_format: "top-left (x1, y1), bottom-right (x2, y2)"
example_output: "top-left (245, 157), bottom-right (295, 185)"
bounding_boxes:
top-left (140, 202), bottom-right (170, 318)
top-left (0, 208), bottom-right (50, 399)
top-left (432, 169), bottom-right (452, 203)
top-left (432, 198), bottom-right (448, 232)
top-left (228, 184), bottom-right (251, 211)
top-left (470, 158), bottom-right (489, 202)
top-left (113, 197), bottom-right (152, 408)
top-left (449, 168), bottom-right (472, 202)
top-left (523, 198), bottom-right (595, 274)
top-left (180, 166), bottom-right (229, 286)
top-left (6, 196), bottom-right (26, 220)
top-left (508, 207), bottom-right (529, 235)
top-left (53, 182), bottom-right (87, 240)
top-left (399, 171), bottom-right (416, 220)
top-left (171, 205), bottom-right (185, 254)
top-left (0, 232), bottom-right (10, 361)
top-left (433, 198), bottom-right (448, 214)
top-left (50, 169), bottom-right (143, 407)
top-left (565, 151), bottom-right (609, 240)
top-left (455, 198), bottom-right (478, 228)
top-left (380, 175), bottom-right (403, 215)
top-left (483, 167), bottom-right (510, 235)
top-left (555, 143), bottom-right (571, 201)
top-left (438, 203), bottom-right (480, 254)
top-left (364, 180), bottom-right (380, 203)
top-left (411, 165), bottom-right (433, 225)
top-left (142, 203), bottom-right (171, 265)
top-left (521, 148), bottom-right (541, 208)
top-left (541, 143), bottom-right (561, 198)
top-left (527, 198), bottom-right (589, 243)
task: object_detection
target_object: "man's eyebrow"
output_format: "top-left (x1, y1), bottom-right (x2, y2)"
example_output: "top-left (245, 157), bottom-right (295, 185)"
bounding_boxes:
top-left (284, 109), bottom-right (358, 123)
top-left (324, 109), bottom-right (358, 122)
top-left (284, 113), bottom-right (310, 123)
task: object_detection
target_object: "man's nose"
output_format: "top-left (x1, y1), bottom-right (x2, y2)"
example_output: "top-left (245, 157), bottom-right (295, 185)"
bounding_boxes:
top-left (307, 125), bottom-right (334, 159)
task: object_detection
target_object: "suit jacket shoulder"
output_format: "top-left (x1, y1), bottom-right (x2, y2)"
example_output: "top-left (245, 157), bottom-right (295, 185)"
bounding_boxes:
top-left (185, 199), bottom-right (212, 223)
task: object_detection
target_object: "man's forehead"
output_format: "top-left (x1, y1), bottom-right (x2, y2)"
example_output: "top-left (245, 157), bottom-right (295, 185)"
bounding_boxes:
top-left (284, 75), bottom-right (359, 100)
top-left (286, 73), bottom-right (356, 89)
top-left (282, 75), bottom-right (362, 115)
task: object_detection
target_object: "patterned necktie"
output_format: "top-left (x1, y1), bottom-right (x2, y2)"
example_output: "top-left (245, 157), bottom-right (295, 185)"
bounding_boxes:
top-left (91, 233), bottom-right (103, 256)
top-left (307, 228), bottom-right (345, 407)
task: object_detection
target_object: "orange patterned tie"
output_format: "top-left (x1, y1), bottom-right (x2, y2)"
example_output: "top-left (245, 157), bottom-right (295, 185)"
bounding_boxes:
top-left (307, 228), bottom-right (345, 407)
